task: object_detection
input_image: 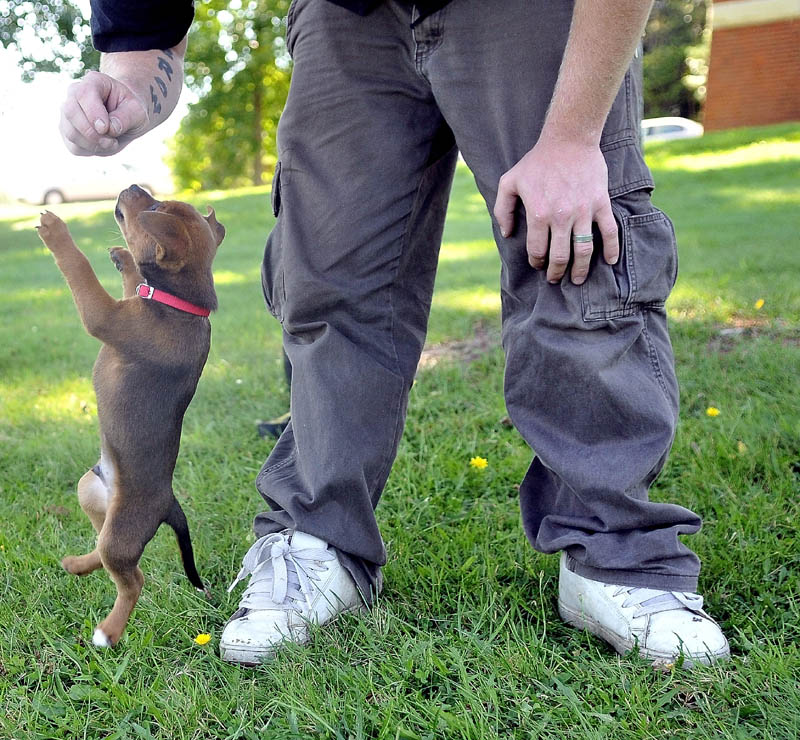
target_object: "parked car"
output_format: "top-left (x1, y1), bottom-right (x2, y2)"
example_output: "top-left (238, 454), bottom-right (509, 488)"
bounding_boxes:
top-left (15, 158), bottom-right (164, 205)
top-left (641, 116), bottom-right (703, 143)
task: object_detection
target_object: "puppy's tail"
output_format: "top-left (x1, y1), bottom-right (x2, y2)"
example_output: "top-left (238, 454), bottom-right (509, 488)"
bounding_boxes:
top-left (165, 498), bottom-right (207, 593)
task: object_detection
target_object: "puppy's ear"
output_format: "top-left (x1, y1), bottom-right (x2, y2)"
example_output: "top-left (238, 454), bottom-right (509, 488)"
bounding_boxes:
top-left (205, 207), bottom-right (225, 248)
top-left (137, 210), bottom-right (189, 271)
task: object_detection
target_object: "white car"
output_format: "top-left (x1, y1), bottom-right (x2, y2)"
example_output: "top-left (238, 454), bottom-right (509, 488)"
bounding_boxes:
top-left (641, 116), bottom-right (704, 143)
top-left (15, 158), bottom-right (164, 205)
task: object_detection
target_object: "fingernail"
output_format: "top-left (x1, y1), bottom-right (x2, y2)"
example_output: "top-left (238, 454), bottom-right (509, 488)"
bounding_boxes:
top-left (500, 229), bottom-right (508, 238)
top-left (99, 138), bottom-right (115, 150)
top-left (573, 278), bottom-right (585, 286)
top-left (548, 279), bottom-right (559, 285)
top-left (110, 117), bottom-right (122, 136)
top-left (94, 119), bottom-right (106, 134)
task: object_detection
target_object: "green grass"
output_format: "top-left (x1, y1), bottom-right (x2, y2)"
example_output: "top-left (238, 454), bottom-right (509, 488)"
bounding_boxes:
top-left (1, 122), bottom-right (799, 739)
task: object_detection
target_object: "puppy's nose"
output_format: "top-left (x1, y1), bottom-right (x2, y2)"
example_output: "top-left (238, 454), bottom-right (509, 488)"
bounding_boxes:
top-left (119, 184), bottom-right (143, 201)
top-left (118, 184), bottom-right (158, 209)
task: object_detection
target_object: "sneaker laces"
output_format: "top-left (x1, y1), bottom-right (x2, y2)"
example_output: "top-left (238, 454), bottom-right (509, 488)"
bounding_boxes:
top-left (227, 532), bottom-right (335, 611)
top-left (609, 584), bottom-right (706, 619)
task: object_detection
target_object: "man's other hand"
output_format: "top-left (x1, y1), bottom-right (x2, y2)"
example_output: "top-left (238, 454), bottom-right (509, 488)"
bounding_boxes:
top-left (60, 70), bottom-right (148, 156)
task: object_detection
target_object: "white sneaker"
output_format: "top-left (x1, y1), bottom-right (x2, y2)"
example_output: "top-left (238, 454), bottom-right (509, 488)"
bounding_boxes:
top-left (558, 553), bottom-right (730, 667)
top-left (220, 530), bottom-right (367, 664)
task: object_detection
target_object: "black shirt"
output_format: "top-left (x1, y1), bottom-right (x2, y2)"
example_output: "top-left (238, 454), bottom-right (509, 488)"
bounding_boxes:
top-left (90, 1), bottom-right (453, 53)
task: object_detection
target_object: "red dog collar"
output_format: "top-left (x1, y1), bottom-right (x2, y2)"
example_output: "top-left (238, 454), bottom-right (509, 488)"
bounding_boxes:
top-left (136, 283), bottom-right (210, 317)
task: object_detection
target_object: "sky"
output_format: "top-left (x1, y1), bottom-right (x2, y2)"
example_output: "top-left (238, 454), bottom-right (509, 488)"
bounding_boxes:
top-left (0, 47), bottom-right (187, 201)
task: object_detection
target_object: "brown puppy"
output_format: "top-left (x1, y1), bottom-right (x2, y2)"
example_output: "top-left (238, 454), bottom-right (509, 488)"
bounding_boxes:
top-left (36, 185), bottom-right (224, 647)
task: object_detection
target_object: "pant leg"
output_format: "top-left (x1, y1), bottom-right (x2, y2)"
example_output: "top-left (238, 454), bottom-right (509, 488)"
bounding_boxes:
top-left (254, 0), bottom-right (458, 602)
top-left (422, 0), bottom-right (701, 590)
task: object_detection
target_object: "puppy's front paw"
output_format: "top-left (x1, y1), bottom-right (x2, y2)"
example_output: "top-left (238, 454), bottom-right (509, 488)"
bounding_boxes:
top-left (109, 246), bottom-right (135, 273)
top-left (36, 211), bottom-right (70, 250)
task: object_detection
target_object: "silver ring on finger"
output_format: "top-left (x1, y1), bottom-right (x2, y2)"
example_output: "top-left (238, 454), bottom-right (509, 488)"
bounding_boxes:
top-left (572, 233), bottom-right (594, 243)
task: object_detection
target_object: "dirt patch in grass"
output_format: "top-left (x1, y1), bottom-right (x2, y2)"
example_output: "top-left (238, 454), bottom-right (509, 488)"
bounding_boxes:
top-left (418, 324), bottom-right (501, 371)
top-left (706, 319), bottom-right (800, 353)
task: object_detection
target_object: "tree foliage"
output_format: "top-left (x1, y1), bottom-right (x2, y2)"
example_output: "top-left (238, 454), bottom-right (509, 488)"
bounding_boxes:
top-left (169, 0), bottom-right (292, 191)
top-left (643, 0), bottom-right (709, 120)
top-left (0, 0), bottom-right (98, 80)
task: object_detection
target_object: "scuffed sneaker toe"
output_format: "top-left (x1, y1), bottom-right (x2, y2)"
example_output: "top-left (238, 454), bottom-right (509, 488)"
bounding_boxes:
top-left (220, 608), bottom-right (300, 664)
top-left (643, 609), bottom-right (730, 666)
top-left (220, 530), bottom-right (367, 665)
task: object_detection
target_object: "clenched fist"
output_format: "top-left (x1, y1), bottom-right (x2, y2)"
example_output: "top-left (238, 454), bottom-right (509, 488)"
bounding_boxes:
top-left (59, 70), bottom-right (149, 156)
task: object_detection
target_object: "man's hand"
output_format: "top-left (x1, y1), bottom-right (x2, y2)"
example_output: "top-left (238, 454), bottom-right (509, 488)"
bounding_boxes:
top-left (493, 0), bottom-right (653, 285)
top-left (60, 70), bottom-right (149, 156)
top-left (59, 39), bottom-right (186, 157)
top-left (493, 134), bottom-right (619, 285)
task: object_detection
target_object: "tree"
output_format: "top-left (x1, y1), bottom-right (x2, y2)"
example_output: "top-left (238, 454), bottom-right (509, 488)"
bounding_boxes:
top-left (642, 0), bottom-right (710, 120)
top-left (0, 0), bottom-right (98, 80)
top-left (169, 0), bottom-right (292, 191)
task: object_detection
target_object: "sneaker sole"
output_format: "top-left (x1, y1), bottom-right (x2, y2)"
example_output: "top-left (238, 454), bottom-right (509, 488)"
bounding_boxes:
top-left (558, 599), bottom-right (730, 668)
top-left (220, 602), bottom-right (369, 666)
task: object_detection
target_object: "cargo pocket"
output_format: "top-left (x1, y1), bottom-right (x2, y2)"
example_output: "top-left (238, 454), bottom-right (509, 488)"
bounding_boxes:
top-left (581, 191), bottom-right (678, 322)
top-left (262, 162), bottom-right (286, 321)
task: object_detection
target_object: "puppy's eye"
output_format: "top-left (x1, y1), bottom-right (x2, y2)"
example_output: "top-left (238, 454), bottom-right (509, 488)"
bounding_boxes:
top-left (115, 205), bottom-right (124, 221)
top-left (147, 205), bottom-right (159, 211)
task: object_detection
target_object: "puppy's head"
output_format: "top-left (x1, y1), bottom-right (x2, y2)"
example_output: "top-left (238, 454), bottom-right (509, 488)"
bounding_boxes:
top-left (115, 185), bottom-right (225, 275)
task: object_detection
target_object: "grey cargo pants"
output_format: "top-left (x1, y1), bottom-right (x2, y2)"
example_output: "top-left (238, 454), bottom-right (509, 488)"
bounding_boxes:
top-left (255, 0), bottom-right (703, 602)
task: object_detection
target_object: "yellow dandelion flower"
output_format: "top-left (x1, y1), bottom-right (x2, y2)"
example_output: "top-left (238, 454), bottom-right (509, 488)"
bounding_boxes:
top-left (469, 456), bottom-right (488, 470)
top-left (754, 298), bottom-right (765, 310)
top-left (193, 633), bottom-right (212, 645)
top-left (706, 407), bottom-right (720, 417)
top-left (736, 441), bottom-right (748, 454)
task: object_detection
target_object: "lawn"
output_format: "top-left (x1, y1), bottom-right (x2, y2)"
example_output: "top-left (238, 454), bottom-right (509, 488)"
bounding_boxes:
top-left (0, 123), bottom-right (798, 739)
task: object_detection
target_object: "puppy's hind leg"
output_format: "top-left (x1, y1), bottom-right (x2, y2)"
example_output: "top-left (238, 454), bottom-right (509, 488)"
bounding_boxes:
top-left (62, 467), bottom-right (108, 576)
top-left (92, 497), bottom-right (164, 647)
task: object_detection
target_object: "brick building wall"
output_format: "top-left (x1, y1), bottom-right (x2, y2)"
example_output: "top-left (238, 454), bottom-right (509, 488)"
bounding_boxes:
top-left (704, 0), bottom-right (800, 131)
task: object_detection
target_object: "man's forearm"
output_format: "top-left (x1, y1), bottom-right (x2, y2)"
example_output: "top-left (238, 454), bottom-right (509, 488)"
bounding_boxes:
top-left (541, 0), bottom-right (653, 145)
top-left (99, 37), bottom-right (186, 134)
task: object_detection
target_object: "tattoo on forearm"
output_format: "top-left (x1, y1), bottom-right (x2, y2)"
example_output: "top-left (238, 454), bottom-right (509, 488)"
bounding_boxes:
top-left (149, 50), bottom-right (176, 118)
top-left (149, 84), bottom-right (162, 116)
top-left (158, 56), bottom-right (174, 82)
